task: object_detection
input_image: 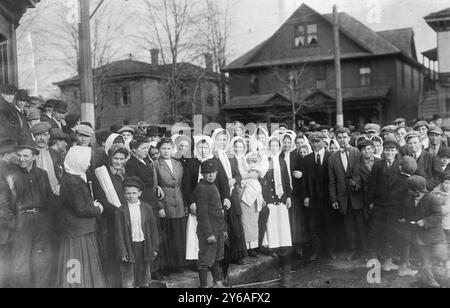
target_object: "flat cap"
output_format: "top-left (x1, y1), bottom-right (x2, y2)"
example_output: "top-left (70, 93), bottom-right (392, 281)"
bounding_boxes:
top-left (438, 147), bottom-right (450, 158)
top-left (31, 122), bottom-right (52, 135)
top-left (399, 156), bottom-right (417, 175)
top-left (201, 159), bottom-right (218, 173)
top-left (365, 123), bottom-right (381, 133)
top-left (428, 125), bottom-right (443, 136)
top-left (75, 124), bottom-right (94, 137)
top-left (405, 131), bottom-right (421, 142)
top-left (413, 121), bottom-right (429, 130)
top-left (117, 127), bottom-right (135, 135)
top-left (381, 125), bottom-right (397, 134)
top-left (16, 139), bottom-right (39, 155)
top-left (50, 128), bottom-right (68, 141)
top-left (394, 118), bottom-right (406, 124)
top-left (383, 137), bottom-right (399, 149)
top-left (123, 176), bottom-right (145, 191)
top-left (308, 132), bottom-right (325, 141)
top-left (26, 108), bottom-right (41, 121)
top-left (407, 175), bottom-right (427, 193)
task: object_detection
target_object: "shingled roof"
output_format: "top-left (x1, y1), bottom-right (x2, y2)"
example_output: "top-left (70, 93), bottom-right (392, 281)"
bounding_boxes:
top-left (54, 59), bottom-right (219, 87)
top-left (424, 7), bottom-right (450, 20)
top-left (2, 0), bottom-right (39, 25)
top-left (224, 4), bottom-right (419, 71)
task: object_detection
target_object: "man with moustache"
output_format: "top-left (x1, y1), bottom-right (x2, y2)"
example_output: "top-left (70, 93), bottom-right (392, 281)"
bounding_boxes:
top-left (0, 85), bottom-right (32, 143)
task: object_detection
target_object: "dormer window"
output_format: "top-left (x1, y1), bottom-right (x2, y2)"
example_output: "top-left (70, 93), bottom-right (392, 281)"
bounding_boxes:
top-left (294, 24), bottom-right (318, 48)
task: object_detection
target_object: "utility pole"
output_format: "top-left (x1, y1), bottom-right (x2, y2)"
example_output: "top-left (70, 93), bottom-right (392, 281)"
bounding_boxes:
top-left (79, 0), bottom-right (95, 128)
top-left (333, 5), bottom-right (344, 127)
top-left (289, 73), bottom-right (297, 131)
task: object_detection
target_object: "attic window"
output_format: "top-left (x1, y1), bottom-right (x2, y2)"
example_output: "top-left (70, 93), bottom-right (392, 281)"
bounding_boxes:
top-left (294, 24), bottom-right (318, 48)
top-left (249, 75), bottom-right (260, 94)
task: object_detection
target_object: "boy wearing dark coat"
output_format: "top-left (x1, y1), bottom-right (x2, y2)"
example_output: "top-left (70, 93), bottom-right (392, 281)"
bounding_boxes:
top-left (194, 159), bottom-right (227, 288)
top-left (115, 177), bottom-right (159, 288)
top-left (403, 176), bottom-right (447, 288)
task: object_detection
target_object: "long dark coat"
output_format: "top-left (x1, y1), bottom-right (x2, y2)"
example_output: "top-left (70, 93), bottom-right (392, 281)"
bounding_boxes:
top-left (125, 155), bottom-right (159, 208)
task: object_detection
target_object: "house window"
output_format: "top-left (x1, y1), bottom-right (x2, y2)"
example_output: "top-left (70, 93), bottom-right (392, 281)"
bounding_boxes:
top-left (114, 84), bottom-right (131, 106)
top-left (0, 38), bottom-right (8, 86)
top-left (294, 24), bottom-right (318, 48)
top-left (316, 79), bottom-right (326, 89)
top-left (360, 66), bottom-right (372, 87)
top-left (249, 75), bottom-right (260, 94)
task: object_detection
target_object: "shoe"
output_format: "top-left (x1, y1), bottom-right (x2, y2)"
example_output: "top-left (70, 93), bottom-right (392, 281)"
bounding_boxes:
top-left (213, 281), bottom-right (225, 288)
top-left (398, 267), bottom-right (418, 277)
top-left (309, 252), bottom-right (319, 261)
top-left (382, 260), bottom-right (400, 272)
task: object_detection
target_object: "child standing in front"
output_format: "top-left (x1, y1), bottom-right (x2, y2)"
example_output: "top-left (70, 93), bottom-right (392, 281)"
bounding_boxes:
top-left (194, 159), bottom-right (227, 288)
top-left (115, 177), bottom-right (159, 288)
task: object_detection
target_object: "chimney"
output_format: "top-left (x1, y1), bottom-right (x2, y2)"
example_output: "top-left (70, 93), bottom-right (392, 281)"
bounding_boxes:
top-left (150, 49), bottom-right (159, 67)
top-left (205, 53), bottom-right (213, 72)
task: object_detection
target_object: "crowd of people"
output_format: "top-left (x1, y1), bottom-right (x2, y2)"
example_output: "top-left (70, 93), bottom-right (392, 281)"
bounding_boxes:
top-left (1, 84), bottom-right (450, 288)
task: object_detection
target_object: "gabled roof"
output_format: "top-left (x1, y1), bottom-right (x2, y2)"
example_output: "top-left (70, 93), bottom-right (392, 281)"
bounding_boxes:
top-left (305, 86), bottom-right (392, 102)
top-left (0, 0), bottom-right (39, 25)
top-left (422, 48), bottom-right (437, 61)
top-left (424, 7), bottom-right (450, 20)
top-left (54, 59), bottom-right (219, 87)
top-left (224, 4), bottom-right (418, 71)
top-left (377, 28), bottom-right (417, 60)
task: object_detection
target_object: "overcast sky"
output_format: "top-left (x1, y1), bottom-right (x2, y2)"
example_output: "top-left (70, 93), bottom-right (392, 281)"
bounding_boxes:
top-left (17, 0), bottom-right (450, 97)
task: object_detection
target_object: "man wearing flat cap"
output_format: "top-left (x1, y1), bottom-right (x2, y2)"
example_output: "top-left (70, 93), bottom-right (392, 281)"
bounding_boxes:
top-left (403, 175), bottom-right (447, 287)
top-left (303, 132), bottom-right (336, 260)
top-left (426, 125), bottom-right (445, 156)
top-left (406, 131), bottom-right (441, 191)
top-left (49, 128), bottom-right (69, 156)
top-left (413, 121), bottom-right (430, 151)
top-left (31, 122), bottom-right (65, 197)
top-left (26, 108), bottom-right (41, 129)
top-left (328, 127), bottom-right (368, 260)
top-left (437, 147), bottom-right (450, 172)
top-left (365, 123), bottom-right (380, 139)
top-left (9, 139), bottom-right (55, 288)
top-left (394, 118), bottom-right (406, 128)
top-left (118, 126), bottom-right (135, 144)
top-left (75, 124), bottom-right (94, 147)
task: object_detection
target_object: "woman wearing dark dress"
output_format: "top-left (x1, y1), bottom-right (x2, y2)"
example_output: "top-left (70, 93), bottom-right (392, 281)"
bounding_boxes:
top-left (92, 144), bottom-right (128, 287)
top-left (125, 135), bottom-right (165, 279)
top-left (154, 138), bottom-right (187, 273)
top-left (212, 129), bottom-right (247, 279)
top-left (57, 146), bottom-right (105, 288)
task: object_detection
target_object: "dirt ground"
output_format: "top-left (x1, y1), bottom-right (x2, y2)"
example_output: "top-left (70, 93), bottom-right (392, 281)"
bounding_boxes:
top-left (247, 254), bottom-right (450, 288)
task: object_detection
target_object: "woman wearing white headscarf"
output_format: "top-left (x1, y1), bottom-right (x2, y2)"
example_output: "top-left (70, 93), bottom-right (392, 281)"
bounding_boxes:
top-left (57, 146), bottom-right (105, 288)
top-left (260, 136), bottom-right (292, 272)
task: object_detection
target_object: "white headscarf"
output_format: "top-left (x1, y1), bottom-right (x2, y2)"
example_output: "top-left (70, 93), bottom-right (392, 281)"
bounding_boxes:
top-left (104, 133), bottom-right (120, 155)
top-left (231, 136), bottom-right (248, 176)
top-left (268, 136), bottom-right (284, 199)
top-left (64, 146), bottom-right (92, 182)
top-left (250, 126), bottom-right (269, 154)
top-left (194, 136), bottom-right (214, 163)
top-left (212, 128), bottom-right (233, 181)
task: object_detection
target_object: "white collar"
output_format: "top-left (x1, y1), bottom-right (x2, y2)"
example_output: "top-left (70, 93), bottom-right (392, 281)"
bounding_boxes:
top-left (314, 147), bottom-right (325, 156)
top-left (128, 201), bottom-right (140, 208)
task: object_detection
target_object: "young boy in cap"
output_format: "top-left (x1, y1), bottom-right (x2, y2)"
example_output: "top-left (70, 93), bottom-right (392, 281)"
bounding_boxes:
top-left (438, 147), bottom-right (450, 172)
top-left (403, 175), bottom-right (447, 287)
top-left (115, 177), bottom-right (159, 288)
top-left (369, 138), bottom-right (402, 271)
top-left (430, 171), bottom-right (450, 275)
top-left (75, 124), bottom-right (94, 147)
top-left (194, 159), bottom-right (227, 288)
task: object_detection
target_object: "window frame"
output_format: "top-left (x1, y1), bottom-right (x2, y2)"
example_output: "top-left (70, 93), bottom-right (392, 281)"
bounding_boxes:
top-left (293, 23), bottom-right (319, 49)
top-left (359, 64), bottom-right (372, 87)
top-left (114, 83), bottom-right (132, 107)
top-left (249, 74), bottom-right (260, 95)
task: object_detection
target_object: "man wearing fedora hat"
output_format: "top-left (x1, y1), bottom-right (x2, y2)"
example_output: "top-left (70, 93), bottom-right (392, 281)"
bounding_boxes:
top-left (9, 139), bottom-right (55, 288)
top-left (40, 99), bottom-right (56, 124)
top-left (0, 136), bottom-right (18, 287)
top-left (50, 100), bottom-right (68, 131)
